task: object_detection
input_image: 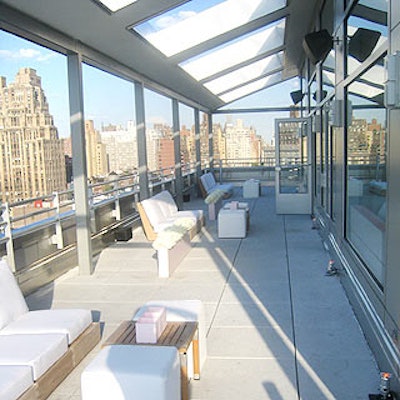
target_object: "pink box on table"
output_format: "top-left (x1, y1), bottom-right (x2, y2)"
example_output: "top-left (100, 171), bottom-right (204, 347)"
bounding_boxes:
top-left (136, 306), bottom-right (166, 344)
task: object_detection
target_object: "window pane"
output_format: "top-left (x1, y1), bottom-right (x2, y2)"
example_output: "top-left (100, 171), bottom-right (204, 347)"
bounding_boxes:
top-left (133, 0), bottom-right (286, 57)
top-left (345, 57), bottom-right (387, 285)
top-left (180, 19), bottom-right (285, 82)
top-left (204, 52), bottom-right (283, 96)
top-left (179, 103), bottom-right (196, 174)
top-left (144, 89), bottom-right (173, 176)
top-left (82, 64), bottom-right (136, 179)
top-left (95, 0), bottom-right (137, 13)
top-left (0, 30), bottom-right (68, 204)
top-left (200, 113), bottom-right (210, 169)
top-left (346, 0), bottom-right (388, 76)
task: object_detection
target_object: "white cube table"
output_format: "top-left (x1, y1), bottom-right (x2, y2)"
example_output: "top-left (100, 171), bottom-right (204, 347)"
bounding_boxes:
top-left (222, 202), bottom-right (249, 231)
top-left (81, 345), bottom-right (180, 400)
top-left (243, 179), bottom-right (260, 198)
top-left (134, 299), bottom-right (207, 377)
top-left (218, 209), bottom-right (246, 238)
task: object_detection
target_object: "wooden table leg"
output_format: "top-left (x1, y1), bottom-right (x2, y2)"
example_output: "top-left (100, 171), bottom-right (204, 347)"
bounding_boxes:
top-left (180, 352), bottom-right (189, 400)
top-left (192, 328), bottom-right (200, 380)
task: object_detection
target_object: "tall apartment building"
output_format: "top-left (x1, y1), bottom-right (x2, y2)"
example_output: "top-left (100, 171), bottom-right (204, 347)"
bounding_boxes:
top-left (84, 120), bottom-right (108, 179)
top-left (100, 121), bottom-right (137, 173)
top-left (0, 68), bottom-right (66, 203)
top-left (146, 123), bottom-right (174, 172)
top-left (180, 124), bottom-right (195, 167)
top-left (348, 118), bottom-right (386, 166)
top-left (146, 127), bottom-right (161, 172)
top-left (224, 118), bottom-right (260, 163)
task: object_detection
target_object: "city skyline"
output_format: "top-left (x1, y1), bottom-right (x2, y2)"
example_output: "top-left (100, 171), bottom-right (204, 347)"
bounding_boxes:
top-left (0, 29), bottom-right (299, 143)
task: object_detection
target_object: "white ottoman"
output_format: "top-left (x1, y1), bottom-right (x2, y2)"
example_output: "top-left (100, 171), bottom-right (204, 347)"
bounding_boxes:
top-left (218, 209), bottom-right (246, 238)
top-left (222, 202), bottom-right (250, 231)
top-left (134, 299), bottom-right (207, 377)
top-left (243, 179), bottom-right (260, 198)
top-left (81, 345), bottom-right (180, 400)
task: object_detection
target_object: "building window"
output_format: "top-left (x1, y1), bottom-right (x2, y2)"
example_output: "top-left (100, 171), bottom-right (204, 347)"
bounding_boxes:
top-left (345, 56), bottom-right (386, 286)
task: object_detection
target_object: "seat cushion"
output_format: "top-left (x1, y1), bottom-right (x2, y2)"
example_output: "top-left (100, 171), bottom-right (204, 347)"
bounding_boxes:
top-left (200, 174), bottom-right (215, 193)
top-left (154, 191), bottom-right (178, 218)
top-left (81, 345), bottom-right (180, 400)
top-left (0, 309), bottom-right (92, 344)
top-left (141, 198), bottom-right (165, 228)
top-left (0, 334), bottom-right (68, 380)
top-left (0, 365), bottom-right (34, 400)
top-left (0, 259), bottom-right (29, 330)
top-left (175, 210), bottom-right (204, 220)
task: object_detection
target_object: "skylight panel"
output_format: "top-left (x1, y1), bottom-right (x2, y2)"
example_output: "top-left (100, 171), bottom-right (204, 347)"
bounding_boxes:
top-left (358, 0), bottom-right (387, 13)
top-left (180, 19), bottom-right (285, 81)
top-left (132, 0), bottom-right (287, 57)
top-left (219, 71), bottom-right (282, 103)
top-left (95, 0), bottom-right (137, 12)
top-left (322, 70), bottom-right (335, 86)
top-left (204, 52), bottom-right (283, 95)
top-left (348, 81), bottom-right (383, 99)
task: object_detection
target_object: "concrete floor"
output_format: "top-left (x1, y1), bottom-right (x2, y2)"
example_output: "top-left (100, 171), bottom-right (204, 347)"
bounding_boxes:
top-left (26, 186), bottom-right (380, 399)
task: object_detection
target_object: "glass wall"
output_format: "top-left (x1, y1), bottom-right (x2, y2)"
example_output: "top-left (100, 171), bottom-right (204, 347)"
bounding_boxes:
top-left (346, 0), bottom-right (388, 76)
top-left (345, 56), bottom-right (387, 285)
top-left (0, 30), bottom-right (68, 207)
top-left (200, 112), bottom-right (210, 169)
top-left (178, 103), bottom-right (196, 174)
top-left (82, 64), bottom-right (136, 180)
top-left (144, 89), bottom-right (173, 177)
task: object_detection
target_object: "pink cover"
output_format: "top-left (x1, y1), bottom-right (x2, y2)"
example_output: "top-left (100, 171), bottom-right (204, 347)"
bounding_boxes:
top-left (136, 307), bottom-right (166, 343)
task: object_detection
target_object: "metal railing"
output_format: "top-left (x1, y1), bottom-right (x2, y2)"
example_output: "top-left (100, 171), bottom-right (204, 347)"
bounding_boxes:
top-left (0, 165), bottom-right (201, 275)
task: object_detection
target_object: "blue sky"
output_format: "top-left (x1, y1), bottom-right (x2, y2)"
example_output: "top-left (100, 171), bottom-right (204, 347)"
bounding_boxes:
top-left (0, 29), bottom-right (298, 142)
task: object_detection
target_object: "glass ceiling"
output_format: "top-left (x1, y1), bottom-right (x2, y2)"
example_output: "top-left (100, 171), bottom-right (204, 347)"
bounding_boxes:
top-left (204, 51), bottom-right (284, 95)
top-left (219, 71), bottom-right (283, 103)
top-left (95, 0), bottom-right (137, 12)
top-left (348, 61), bottom-right (385, 101)
top-left (133, 0), bottom-right (286, 57)
top-left (358, 0), bottom-right (387, 12)
top-left (180, 19), bottom-right (285, 81)
top-left (131, 0), bottom-right (287, 105)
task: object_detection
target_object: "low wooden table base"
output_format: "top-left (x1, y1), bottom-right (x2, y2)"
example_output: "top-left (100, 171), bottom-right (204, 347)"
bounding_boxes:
top-left (103, 321), bottom-right (200, 400)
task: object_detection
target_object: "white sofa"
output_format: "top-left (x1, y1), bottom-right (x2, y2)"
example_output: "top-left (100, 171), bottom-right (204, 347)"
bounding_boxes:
top-left (199, 172), bottom-right (234, 199)
top-left (137, 190), bottom-right (204, 241)
top-left (0, 259), bottom-right (100, 400)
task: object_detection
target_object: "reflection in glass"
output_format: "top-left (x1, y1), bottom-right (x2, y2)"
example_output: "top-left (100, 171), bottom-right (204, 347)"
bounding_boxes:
top-left (346, 57), bottom-right (386, 285)
top-left (277, 121), bottom-right (308, 194)
top-left (346, 0), bottom-right (387, 76)
top-left (322, 51), bottom-right (335, 98)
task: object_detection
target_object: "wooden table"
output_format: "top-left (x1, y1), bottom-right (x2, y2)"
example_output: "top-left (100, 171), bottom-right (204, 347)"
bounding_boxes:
top-left (103, 321), bottom-right (200, 400)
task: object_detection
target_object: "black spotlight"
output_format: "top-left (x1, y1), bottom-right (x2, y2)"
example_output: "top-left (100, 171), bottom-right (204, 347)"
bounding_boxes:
top-left (348, 28), bottom-right (381, 62)
top-left (313, 90), bottom-right (327, 101)
top-left (303, 29), bottom-right (333, 64)
top-left (290, 90), bottom-right (304, 104)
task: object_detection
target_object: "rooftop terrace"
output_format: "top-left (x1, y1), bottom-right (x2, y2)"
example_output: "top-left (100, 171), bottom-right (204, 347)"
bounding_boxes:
top-left (26, 186), bottom-right (380, 399)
